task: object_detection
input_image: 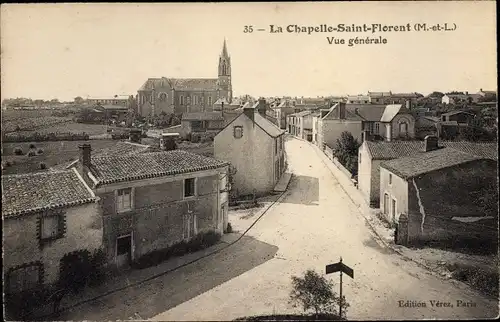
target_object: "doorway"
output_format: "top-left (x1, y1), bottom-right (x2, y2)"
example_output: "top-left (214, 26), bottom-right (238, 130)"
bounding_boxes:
top-left (116, 234), bottom-right (132, 268)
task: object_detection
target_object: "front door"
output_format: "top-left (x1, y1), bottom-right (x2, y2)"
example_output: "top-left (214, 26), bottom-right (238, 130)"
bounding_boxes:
top-left (116, 235), bottom-right (132, 268)
top-left (391, 199), bottom-right (397, 222)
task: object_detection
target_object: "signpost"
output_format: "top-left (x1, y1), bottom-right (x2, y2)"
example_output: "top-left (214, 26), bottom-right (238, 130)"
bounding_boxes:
top-left (326, 257), bottom-right (354, 319)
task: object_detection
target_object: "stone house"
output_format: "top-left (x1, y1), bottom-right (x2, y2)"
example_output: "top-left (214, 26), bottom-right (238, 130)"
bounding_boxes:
top-left (3, 169), bottom-right (101, 295)
top-left (180, 112), bottom-right (225, 141)
top-left (214, 102), bottom-right (286, 197)
top-left (286, 110), bottom-right (312, 140)
top-left (358, 138), bottom-right (499, 208)
top-left (379, 139), bottom-right (498, 245)
top-left (274, 100), bottom-right (300, 129)
top-left (71, 144), bottom-right (230, 269)
top-left (316, 102), bottom-right (411, 149)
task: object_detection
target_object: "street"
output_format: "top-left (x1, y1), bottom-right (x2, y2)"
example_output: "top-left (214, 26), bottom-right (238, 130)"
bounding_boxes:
top-left (152, 137), bottom-right (499, 320)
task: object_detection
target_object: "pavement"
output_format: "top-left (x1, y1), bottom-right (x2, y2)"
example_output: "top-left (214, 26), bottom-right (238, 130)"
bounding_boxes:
top-left (44, 235), bottom-right (278, 321)
top-left (152, 137), bottom-right (499, 321)
top-left (274, 172), bottom-right (293, 192)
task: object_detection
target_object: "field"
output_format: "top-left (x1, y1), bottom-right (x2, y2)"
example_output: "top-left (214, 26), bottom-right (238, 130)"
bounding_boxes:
top-left (11, 122), bottom-right (129, 137)
top-left (1, 109), bottom-right (61, 121)
top-left (1, 140), bottom-right (119, 175)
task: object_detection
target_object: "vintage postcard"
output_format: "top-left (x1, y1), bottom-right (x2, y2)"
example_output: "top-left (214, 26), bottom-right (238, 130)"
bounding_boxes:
top-left (1, 1), bottom-right (498, 321)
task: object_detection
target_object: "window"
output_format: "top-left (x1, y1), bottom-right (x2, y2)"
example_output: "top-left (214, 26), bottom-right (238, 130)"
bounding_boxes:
top-left (375, 123), bottom-right (380, 134)
top-left (179, 95), bottom-right (184, 105)
top-left (7, 263), bottom-right (42, 294)
top-left (208, 97), bottom-right (212, 106)
top-left (187, 96), bottom-right (191, 105)
top-left (183, 213), bottom-right (197, 239)
top-left (41, 215), bottom-right (63, 240)
top-left (399, 122), bottom-right (408, 136)
top-left (275, 139), bottom-right (278, 155)
top-left (234, 126), bottom-right (243, 139)
top-left (184, 178), bottom-right (196, 198)
top-left (117, 188), bottom-right (132, 212)
top-left (389, 173), bottom-right (393, 185)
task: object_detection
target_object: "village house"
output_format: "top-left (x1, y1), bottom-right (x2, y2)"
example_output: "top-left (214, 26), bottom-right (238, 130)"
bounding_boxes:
top-left (358, 138), bottom-right (498, 207)
top-left (69, 141), bottom-right (230, 269)
top-left (476, 88), bottom-right (497, 100)
top-left (286, 110), bottom-right (318, 142)
top-left (347, 95), bottom-right (371, 104)
top-left (379, 137), bottom-right (498, 246)
top-left (315, 102), bottom-right (414, 150)
top-left (441, 92), bottom-right (482, 105)
top-left (214, 100), bottom-right (286, 197)
top-left (180, 112), bottom-right (225, 141)
top-left (274, 99), bottom-right (300, 129)
top-left (3, 169), bottom-right (101, 295)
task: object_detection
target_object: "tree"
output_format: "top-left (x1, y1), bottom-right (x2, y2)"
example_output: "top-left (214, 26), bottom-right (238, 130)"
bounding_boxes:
top-left (428, 91), bottom-right (444, 98)
top-left (333, 131), bottom-right (361, 176)
top-left (289, 269), bottom-right (349, 319)
top-left (74, 96), bottom-right (84, 104)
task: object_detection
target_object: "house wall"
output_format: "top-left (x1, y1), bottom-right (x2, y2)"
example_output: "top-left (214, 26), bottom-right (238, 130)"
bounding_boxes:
top-left (3, 202), bottom-right (103, 288)
top-left (379, 167), bottom-right (409, 223)
top-left (174, 91), bottom-right (219, 114)
top-left (321, 119), bottom-right (362, 148)
top-left (214, 113), bottom-right (276, 197)
top-left (358, 142), bottom-right (372, 205)
top-left (406, 160), bottom-right (498, 244)
top-left (99, 169), bottom-right (226, 264)
top-left (391, 114), bottom-right (415, 139)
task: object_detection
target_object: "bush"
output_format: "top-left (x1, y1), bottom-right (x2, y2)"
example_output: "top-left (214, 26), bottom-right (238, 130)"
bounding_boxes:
top-left (5, 160), bottom-right (12, 167)
top-left (29, 143), bottom-right (36, 149)
top-left (39, 162), bottom-right (47, 170)
top-left (37, 148), bottom-right (44, 155)
top-left (14, 147), bottom-right (23, 155)
top-left (289, 269), bottom-right (349, 319)
top-left (87, 248), bottom-right (108, 287)
top-left (5, 286), bottom-right (53, 320)
top-left (27, 150), bottom-right (36, 157)
top-left (132, 230), bottom-right (221, 269)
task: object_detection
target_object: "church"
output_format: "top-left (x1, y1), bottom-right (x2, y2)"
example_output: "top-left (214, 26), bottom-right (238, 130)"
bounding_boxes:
top-left (136, 39), bottom-right (233, 117)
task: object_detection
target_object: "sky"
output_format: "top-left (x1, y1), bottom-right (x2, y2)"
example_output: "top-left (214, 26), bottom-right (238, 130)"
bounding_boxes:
top-left (1, 2), bottom-right (497, 101)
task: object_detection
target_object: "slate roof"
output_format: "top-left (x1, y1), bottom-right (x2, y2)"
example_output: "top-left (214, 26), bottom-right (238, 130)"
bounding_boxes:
top-left (90, 150), bottom-right (229, 186)
top-left (390, 92), bottom-right (421, 98)
top-left (253, 113), bottom-right (285, 138)
top-left (366, 140), bottom-right (498, 161)
top-left (324, 103), bottom-right (387, 121)
top-left (441, 110), bottom-right (475, 116)
top-left (182, 112), bottom-right (224, 121)
top-left (138, 77), bottom-right (218, 91)
top-left (2, 169), bottom-right (95, 218)
top-left (380, 148), bottom-right (483, 179)
top-left (380, 104), bottom-right (403, 122)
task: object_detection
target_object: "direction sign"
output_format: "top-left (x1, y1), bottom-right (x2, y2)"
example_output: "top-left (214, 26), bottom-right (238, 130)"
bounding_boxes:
top-left (325, 261), bottom-right (354, 279)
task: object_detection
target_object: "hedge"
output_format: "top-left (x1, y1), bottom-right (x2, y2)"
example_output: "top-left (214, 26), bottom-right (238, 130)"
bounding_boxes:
top-left (3, 132), bottom-right (90, 143)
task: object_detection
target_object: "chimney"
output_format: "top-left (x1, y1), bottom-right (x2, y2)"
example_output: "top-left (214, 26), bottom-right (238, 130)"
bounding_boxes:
top-left (160, 133), bottom-right (179, 151)
top-left (79, 144), bottom-right (92, 168)
top-left (424, 135), bottom-right (439, 152)
top-left (243, 104), bottom-right (255, 123)
top-left (258, 98), bottom-right (267, 117)
top-left (361, 130), bottom-right (371, 143)
top-left (338, 102), bottom-right (346, 119)
top-left (465, 91), bottom-right (468, 95)
top-left (129, 128), bottom-right (142, 143)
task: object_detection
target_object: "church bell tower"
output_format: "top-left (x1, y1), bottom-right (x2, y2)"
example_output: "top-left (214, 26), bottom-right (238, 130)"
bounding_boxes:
top-left (218, 39), bottom-right (232, 103)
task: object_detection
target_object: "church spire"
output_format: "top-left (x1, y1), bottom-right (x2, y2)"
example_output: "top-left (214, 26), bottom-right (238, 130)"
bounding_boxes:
top-left (221, 38), bottom-right (229, 58)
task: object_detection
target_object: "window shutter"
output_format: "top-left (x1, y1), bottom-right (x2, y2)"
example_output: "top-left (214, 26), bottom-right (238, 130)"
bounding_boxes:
top-left (58, 212), bottom-right (67, 238)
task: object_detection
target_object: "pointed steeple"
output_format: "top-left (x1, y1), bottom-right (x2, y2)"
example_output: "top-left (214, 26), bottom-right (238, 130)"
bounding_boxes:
top-left (221, 38), bottom-right (229, 58)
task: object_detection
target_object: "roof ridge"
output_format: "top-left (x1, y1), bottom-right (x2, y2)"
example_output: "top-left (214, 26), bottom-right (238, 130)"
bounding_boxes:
top-left (2, 169), bottom-right (74, 178)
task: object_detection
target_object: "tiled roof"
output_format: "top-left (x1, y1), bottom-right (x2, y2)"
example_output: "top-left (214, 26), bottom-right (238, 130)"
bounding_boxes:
top-left (94, 141), bottom-right (153, 157)
top-left (380, 148), bottom-right (482, 179)
top-left (366, 140), bottom-right (498, 160)
top-left (214, 98), bottom-right (230, 105)
top-left (442, 110), bottom-right (474, 116)
top-left (390, 92), bottom-right (421, 98)
top-left (182, 112), bottom-right (224, 121)
top-left (325, 103), bottom-right (387, 121)
top-left (253, 113), bottom-right (285, 138)
top-left (347, 95), bottom-right (370, 101)
top-left (368, 91), bottom-right (392, 97)
top-left (2, 169), bottom-right (95, 218)
top-left (90, 150), bottom-right (229, 186)
top-left (138, 77), bottom-right (218, 91)
top-left (290, 110), bottom-right (312, 117)
top-left (380, 104), bottom-right (403, 122)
